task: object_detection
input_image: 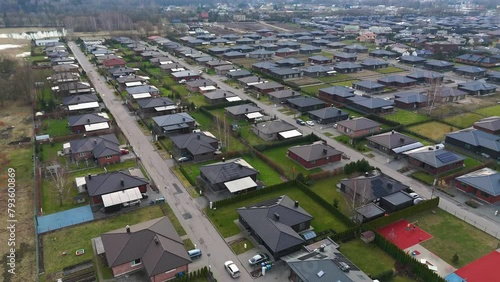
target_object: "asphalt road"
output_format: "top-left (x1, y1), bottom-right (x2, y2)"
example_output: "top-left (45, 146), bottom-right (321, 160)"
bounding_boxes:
top-left (156, 47), bottom-right (500, 240)
top-left (68, 42), bottom-right (254, 282)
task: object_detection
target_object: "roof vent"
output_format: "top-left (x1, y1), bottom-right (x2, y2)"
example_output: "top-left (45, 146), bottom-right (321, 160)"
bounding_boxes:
top-left (338, 109), bottom-right (341, 114)
top-left (154, 236), bottom-right (159, 244)
top-left (274, 213), bottom-right (280, 220)
top-left (183, 117), bottom-right (186, 121)
top-left (245, 108), bottom-right (249, 112)
top-left (222, 157), bottom-right (225, 162)
top-left (319, 244), bottom-right (326, 252)
top-left (317, 270), bottom-right (325, 277)
top-left (87, 118), bottom-right (91, 123)
top-left (126, 225), bottom-right (130, 233)
top-left (197, 134), bottom-right (201, 140)
top-left (88, 173), bottom-right (92, 180)
top-left (391, 130), bottom-right (395, 134)
top-left (365, 172), bottom-right (369, 177)
top-left (399, 138), bottom-right (405, 143)
top-left (428, 147), bottom-right (433, 151)
top-left (94, 139), bottom-right (97, 144)
top-left (120, 178), bottom-right (124, 186)
top-left (294, 201), bottom-right (299, 208)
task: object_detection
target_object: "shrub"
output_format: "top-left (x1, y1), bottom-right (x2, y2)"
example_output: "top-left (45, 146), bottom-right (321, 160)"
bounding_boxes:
top-left (452, 253), bottom-right (459, 264)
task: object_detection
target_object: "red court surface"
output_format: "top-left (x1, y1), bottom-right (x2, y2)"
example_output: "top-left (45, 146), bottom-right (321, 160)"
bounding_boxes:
top-left (377, 219), bottom-right (433, 250)
top-left (454, 250), bottom-right (500, 282)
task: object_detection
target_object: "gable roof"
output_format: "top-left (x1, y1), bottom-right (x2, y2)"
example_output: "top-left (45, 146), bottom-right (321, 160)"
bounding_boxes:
top-left (268, 89), bottom-right (300, 99)
top-left (394, 92), bottom-right (428, 104)
top-left (225, 103), bottom-right (261, 115)
top-left (334, 62), bottom-right (362, 69)
top-left (407, 70), bottom-right (444, 80)
top-left (456, 168), bottom-right (500, 196)
top-left (185, 79), bottom-right (216, 88)
top-left (288, 142), bottom-right (342, 162)
top-left (126, 85), bottom-right (159, 95)
top-left (253, 120), bottom-right (296, 135)
top-left (337, 117), bottom-right (380, 131)
top-left (351, 97), bottom-right (394, 109)
top-left (85, 171), bottom-right (149, 196)
top-left (101, 217), bottom-right (191, 277)
top-left (361, 59), bottom-right (389, 66)
top-left (236, 195), bottom-right (312, 253)
top-left (199, 158), bottom-right (258, 185)
top-left (170, 132), bottom-right (218, 156)
top-left (204, 90), bottom-right (237, 100)
top-left (341, 173), bottom-right (409, 201)
top-left (319, 86), bottom-right (355, 98)
top-left (378, 75), bottom-right (416, 84)
top-left (454, 65), bottom-right (486, 73)
top-left (458, 81), bottom-right (497, 92)
top-left (367, 131), bottom-right (418, 149)
top-left (474, 116), bottom-right (500, 132)
top-left (68, 113), bottom-right (109, 126)
top-left (152, 113), bottom-right (195, 127)
top-left (69, 134), bottom-right (120, 158)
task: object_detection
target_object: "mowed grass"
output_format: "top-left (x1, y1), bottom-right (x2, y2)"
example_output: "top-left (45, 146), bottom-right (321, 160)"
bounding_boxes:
top-left (407, 121), bottom-right (460, 142)
top-left (340, 239), bottom-right (396, 278)
top-left (207, 184), bottom-right (349, 237)
top-left (474, 104), bottom-right (500, 116)
top-left (239, 154), bottom-right (283, 186)
top-left (407, 209), bottom-right (500, 268)
top-left (261, 145), bottom-right (323, 177)
top-left (309, 175), bottom-right (351, 216)
top-left (443, 112), bottom-right (484, 129)
top-left (44, 119), bottom-right (71, 137)
top-left (331, 79), bottom-right (359, 87)
top-left (375, 66), bottom-right (405, 74)
top-left (384, 109), bottom-right (431, 125)
top-left (302, 83), bottom-right (327, 95)
top-left (317, 73), bottom-right (353, 83)
top-left (42, 205), bottom-right (165, 278)
top-left (230, 238), bottom-right (254, 255)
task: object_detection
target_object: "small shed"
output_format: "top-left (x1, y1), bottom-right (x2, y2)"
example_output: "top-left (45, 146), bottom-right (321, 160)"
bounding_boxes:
top-left (379, 191), bottom-right (413, 213)
top-left (361, 230), bottom-right (375, 243)
top-left (355, 203), bottom-right (386, 223)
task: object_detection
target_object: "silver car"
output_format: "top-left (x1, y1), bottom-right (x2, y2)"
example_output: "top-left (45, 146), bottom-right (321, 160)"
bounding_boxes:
top-left (224, 261), bottom-right (241, 278)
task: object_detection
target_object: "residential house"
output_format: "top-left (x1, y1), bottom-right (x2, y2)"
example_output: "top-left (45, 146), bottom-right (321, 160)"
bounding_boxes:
top-left (229, 45), bottom-right (255, 53)
top-left (68, 113), bottom-right (110, 134)
top-left (252, 62), bottom-right (278, 73)
top-left (204, 90), bottom-right (241, 105)
top-left (267, 89), bottom-right (300, 103)
top-left (288, 142), bottom-right (342, 169)
top-left (53, 64), bottom-right (79, 73)
top-left (237, 195), bottom-right (313, 259)
top-left (126, 85), bottom-right (160, 100)
top-left (214, 64), bottom-right (239, 76)
top-left (343, 44), bottom-right (368, 53)
top-left (369, 49), bottom-right (398, 58)
top-left (100, 217), bottom-right (191, 280)
top-left (487, 71), bottom-right (500, 84)
top-left (116, 76), bottom-right (147, 91)
top-left (185, 79), bottom-right (217, 93)
top-left (205, 59), bottom-right (232, 69)
top-left (399, 56), bottom-right (427, 65)
top-left (171, 132), bottom-right (219, 162)
top-left (208, 46), bottom-right (229, 55)
top-left (102, 58), bottom-right (126, 69)
top-left (336, 117), bottom-right (381, 138)
top-left (286, 96), bottom-right (326, 113)
top-left (226, 69), bottom-right (251, 80)
top-left (268, 68), bottom-right (302, 80)
top-left (275, 48), bottom-right (298, 57)
top-left (405, 146), bottom-right (465, 175)
top-left (109, 67), bottom-right (136, 78)
top-left (454, 66), bottom-right (487, 78)
top-left (296, 36), bottom-right (315, 44)
top-left (318, 86), bottom-right (355, 103)
top-left (437, 87), bottom-right (467, 103)
top-left (458, 81), bottom-right (497, 95)
top-left (377, 75), bottom-right (417, 88)
top-left (311, 39), bottom-right (331, 47)
top-left (62, 94), bottom-right (100, 112)
top-left (160, 63), bottom-right (185, 74)
top-left (301, 65), bottom-right (335, 77)
top-left (334, 62), bottom-right (363, 73)
top-left (298, 45), bottom-right (322, 54)
top-left (222, 51), bottom-right (246, 60)
top-left (57, 81), bottom-right (93, 95)
top-left (84, 171), bottom-right (148, 205)
top-left (367, 131), bottom-right (422, 157)
top-left (247, 49), bottom-right (274, 59)
top-left (360, 59), bottom-right (389, 70)
top-left (149, 57), bottom-right (172, 66)
top-left (171, 71), bottom-right (200, 82)
top-left (251, 81), bottom-right (285, 94)
top-left (275, 58), bottom-right (305, 68)
top-left (224, 103), bottom-right (262, 120)
top-left (152, 113), bottom-right (196, 135)
top-left (50, 72), bottom-right (80, 84)
top-left (69, 134), bottom-right (120, 166)
top-left (352, 80), bottom-right (385, 94)
top-left (326, 42), bottom-right (346, 49)
top-left (308, 107), bottom-right (349, 124)
top-left (407, 71), bottom-right (444, 83)
top-left (199, 158), bottom-right (258, 193)
top-left (445, 129), bottom-right (500, 160)
top-left (455, 54), bottom-right (497, 68)
top-left (308, 55), bottom-right (332, 65)
top-left (455, 168), bottom-right (500, 204)
top-left (333, 52), bottom-right (357, 62)
top-left (423, 60), bottom-right (455, 72)
top-left (237, 76), bottom-right (265, 88)
top-left (394, 92), bottom-right (428, 109)
top-left (340, 172), bottom-right (409, 204)
top-left (136, 97), bottom-right (176, 117)
top-left (250, 120), bottom-right (301, 141)
top-left (473, 116), bottom-right (500, 135)
top-left (424, 41), bottom-right (459, 55)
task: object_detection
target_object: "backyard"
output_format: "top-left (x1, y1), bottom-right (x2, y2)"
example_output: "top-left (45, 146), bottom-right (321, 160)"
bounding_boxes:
top-left (301, 83), bottom-right (327, 95)
top-left (206, 184), bottom-right (350, 238)
top-left (308, 175), bottom-right (351, 216)
top-left (474, 104), bottom-right (500, 116)
top-left (317, 73), bottom-right (353, 83)
top-left (43, 118), bottom-right (71, 137)
top-left (261, 145), bottom-right (323, 177)
top-left (340, 239), bottom-right (396, 278)
top-left (443, 112), bottom-right (484, 129)
top-left (383, 109), bottom-right (431, 126)
top-left (375, 66), bottom-right (405, 74)
top-left (407, 121), bottom-right (460, 142)
top-left (407, 209), bottom-right (500, 268)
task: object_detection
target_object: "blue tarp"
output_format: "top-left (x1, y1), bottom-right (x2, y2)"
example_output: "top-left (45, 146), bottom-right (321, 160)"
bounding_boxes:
top-left (37, 205), bottom-right (94, 234)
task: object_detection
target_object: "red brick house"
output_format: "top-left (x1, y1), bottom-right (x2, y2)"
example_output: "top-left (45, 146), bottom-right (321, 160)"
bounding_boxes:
top-left (102, 58), bottom-right (126, 69)
top-left (100, 217), bottom-right (192, 281)
top-left (84, 171), bottom-right (148, 205)
top-left (424, 42), bottom-right (459, 55)
top-left (336, 117), bottom-right (381, 138)
top-left (68, 134), bottom-right (121, 166)
top-left (405, 147), bottom-right (465, 175)
top-left (288, 142), bottom-right (342, 169)
top-left (455, 168), bottom-right (500, 204)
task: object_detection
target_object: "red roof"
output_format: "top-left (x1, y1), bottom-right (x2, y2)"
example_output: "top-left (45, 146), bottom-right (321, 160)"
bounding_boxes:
top-left (200, 12), bottom-right (209, 19)
top-left (148, 35), bottom-right (160, 40)
top-left (102, 58), bottom-right (126, 67)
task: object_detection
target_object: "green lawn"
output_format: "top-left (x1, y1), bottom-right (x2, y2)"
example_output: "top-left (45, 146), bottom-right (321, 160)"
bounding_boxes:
top-left (43, 119), bottom-right (71, 137)
top-left (187, 94), bottom-right (208, 107)
top-left (242, 154), bottom-right (283, 186)
top-left (7, 148), bottom-right (34, 180)
top-left (411, 171), bottom-right (435, 185)
top-left (375, 66), bottom-right (405, 74)
top-left (443, 112), bottom-right (484, 129)
top-left (42, 205), bottom-right (165, 278)
top-left (163, 76), bottom-right (177, 87)
top-left (40, 142), bottom-right (66, 163)
top-left (340, 239), bottom-right (396, 278)
top-left (463, 157), bottom-right (481, 168)
top-left (474, 105), bottom-right (500, 116)
top-left (407, 209), bottom-right (500, 268)
top-left (339, 107), bottom-right (364, 118)
top-left (190, 111), bottom-right (213, 129)
top-left (172, 85), bottom-right (189, 97)
top-left (41, 179), bottom-right (89, 214)
top-left (70, 159), bottom-right (139, 177)
top-left (331, 79), bottom-right (359, 87)
top-left (238, 125), bottom-right (273, 147)
top-left (407, 121), bottom-right (460, 142)
top-left (383, 109), bottom-right (431, 125)
top-left (317, 73), bottom-right (353, 83)
top-left (309, 175), bottom-right (351, 215)
top-left (207, 184), bottom-right (349, 237)
top-left (261, 145), bottom-right (322, 177)
top-left (230, 239), bottom-right (254, 255)
top-left (302, 84), bottom-right (327, 95)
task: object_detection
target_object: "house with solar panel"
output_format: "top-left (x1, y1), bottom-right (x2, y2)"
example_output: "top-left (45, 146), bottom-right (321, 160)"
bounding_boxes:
top-left (404, 145), bottom-right (465, 175)
top-left (198, 158), bottom-right (259, 194)
top-left (340, 172), bottom-right (409, 205)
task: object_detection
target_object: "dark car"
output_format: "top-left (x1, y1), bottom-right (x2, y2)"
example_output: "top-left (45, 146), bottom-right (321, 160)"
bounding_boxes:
top-left (296, 118), bottom-right (306, 125)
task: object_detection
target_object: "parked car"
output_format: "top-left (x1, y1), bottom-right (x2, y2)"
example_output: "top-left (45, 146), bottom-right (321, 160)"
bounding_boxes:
top-left (178, 156), bottom-right (190, 163)
top-left (120, 149), bottom-right (130, 155)
top-left (122, 199), bottom-right (140, 207)
top-left (413, 198), bottom-right (425, 205)
top-left (248, 253), bottom-right (269, 265)
top-left (187, 249), bottom-right (202, 259)
top-left (296, 118), bottom-right (306, 125)
top-left (224, 261), bottom-right (241, 278)
top-left (408, 192), bottom-right (420, 199)
top-left (305, 120), bottom-right (315, 126)
top-left (141, 193), bottom-right (149, 199)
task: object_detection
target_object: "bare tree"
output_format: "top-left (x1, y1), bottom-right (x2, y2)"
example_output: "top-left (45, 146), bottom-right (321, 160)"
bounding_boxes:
top-left (426, 77), bottom-right (442, 116)
top-left (47, 161), bottom-right (70, 207)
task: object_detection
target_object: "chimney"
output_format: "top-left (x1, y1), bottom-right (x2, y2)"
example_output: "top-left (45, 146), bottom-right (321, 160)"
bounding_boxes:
top-left (274, 213), bottom-right (280, 220)
top-left (94, 139), bottom-right (97, 144)
top-left (294, 201), bottom-right (299, 208)
top-left (197, 134), bottom-right (201, 140)
top-left (87, 118), bottom-right (91, 123)
top-left (292, 91), bottom-right (295, 95)
top-left (391, 130), bottom-right (395, 134)
top-left (204, 82), bottom-right (206, 87)
top-left (245, 108), bottom-right (249, 112)
top-left (364, 172), bottom-right (369, 177)
top-left (222, 157), bottom-right (225, 162)
top-left (183, 117), bottom-right (186, 121)
top-left (224, 92), bottom-right (226, 97)
top-left (338, 109), bottom-right (341, 114)
top-left (319, 244), bottom-right (326, 252)
top-left (399, 138), bottom-right (405, 143)
top-left (154, 236), bottom-right (159, 244)
top-left (120, 178), bottom-right (124, 186)
top-left (126, 225), bottom-right (130, 233)
top-left (88, 173), bottom-right (91, 180)
top-left (435, 145), bottom-right (439, 149)
top-left (428, 147), bottom-right (433, 150)
top-left (322, 149), bottom-right (328, 155)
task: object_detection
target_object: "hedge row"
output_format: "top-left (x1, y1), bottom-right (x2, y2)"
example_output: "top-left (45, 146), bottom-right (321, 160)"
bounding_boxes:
top-left (178, 165), bottom-right (196, 186)
top-left (400, 127), bottom-right (439, 144)
top-left (255, 133), bottom-right (321, 151)
top-left (170, 266), bottom-right (212, 282)
top-left (366, 113), bottom-right (401, 127)
top-left (365, 197), bottom-right (439, 230)
top-left (201, 99), bottom-right (253, 111)
top-left (213, 181), bottom-right (293, 208)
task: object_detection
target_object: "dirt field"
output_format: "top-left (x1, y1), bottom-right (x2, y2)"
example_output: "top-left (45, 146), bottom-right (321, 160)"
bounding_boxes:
top-left (0, 101), bottom-right (36, 282)
top-left (0, 38), bottom-right (30, 58)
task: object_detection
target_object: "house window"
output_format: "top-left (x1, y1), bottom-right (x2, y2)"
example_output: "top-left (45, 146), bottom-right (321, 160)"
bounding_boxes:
top-left (480, 191), bottom-right (490, 198)
top-left (105, 156), bottom-right (112, 159)
top-left (131, 259), bottom-right (141, 266)
top-left (311, 160), bottom-right (316, 165)
top-left (79, 153), bottom-right (86, 157)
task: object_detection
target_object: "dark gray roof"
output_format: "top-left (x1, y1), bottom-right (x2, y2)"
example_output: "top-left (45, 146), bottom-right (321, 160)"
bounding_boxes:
top-left (353, 80), bottom-right (385, 89)
top-left (361, 59), bottom-right (389, 66)
top-left (252, 81), bottom-right (284, 90)
top-left (252, 61), bottom-right (278, 69)
top-left (369, 49), bottom-right (397, 56)
top-left (225, 103), bottom-right (261, 115)
top-left (199, 158), bottom-right (258, 185)
top-left (454, 65), bottom-right (486, 73)
top-left (58, 81), bottom-right (91, 91)
top-left (334, 52), bottom-right (358, 58)
top-left (367, 131), bottom-right (418, 149)
top-left (308, 107), bottom-right (348, 120)
top-left (170, 132), bottom-right (218, 155)
top-left (440, 87), bottom-right (467, 97)
top-left (288, 143), bottom-right (342, 162)
top-left (407, 70), bottom-right (444, 80)
top-left (108, 66), bottom-right (136, 75)
top-left (301, 65), bottom-right (334, 73)
top-left (424, 60), bottom-right (454, 67)
top-left (68, 113), bottom-right (109, 126)
top-left (152, 113), bottom-right (195, 127)
top-left (85, 171), bottom-right (148, 196)
top-left (62, 94), bottom-right (99, 105)
top-left (269, 67), bottom-right (301, 76)
top-left (319, 86), bottom-right (355, 98)
top-left (337, 117), bottom-right (380, 131)
top-left (275, 58), bottom-right (304, 65)
top-left (394, 92), bottom-right (428, 104)
top-left (474, 116), bottom-right (500, 132)
top-left (204, 90), bottom-right (237, 100)
top-left (116, 75), bottom-right (146, 84)
top-left (248, 49), bottom-right (275, 56)
top-left (287, 260), bottom-right (354, 282)
top-left (378, 75), bottom-right (416, 84)
top-left (351, 97), bottom-right (394, 109)
top-left (276, 47), bottom-right (297, 53)
top-left (456, 168), bottom-right (500, 196)
top-left (406, 148), bottom-right (465, 168)
top-left (446, 129), bottom-right (500, 152)
top-left (308, 55), bottom-right (331, 61)
top-left (137, 97), bottom-right (175, 109)
top-left (236, 195), bottom-right (312, 253)
top-left (268, 89), bottom-right (300, 99)
top-left (458, 81), bottom-right (497, 92)
top-left (356, 203), bottom-right (386, 219)
top-left (227, 69), bottom-right (251, 77)
top-left (344, 44), bottom-right (368, 51)
top-left (400, 55), bottom-right (427, 62)
top-left (287, 96), bottom-right (325, 108)
top-left (70, 134), bottom-right (120, 157)
top-left (382, 191), bottom-right (414, 205)
top-left (341, 173), bottom-right (409, 201)
top-left (101, 217), bottom-right (191, 277)
top-left (214, 64), bottom-right (238, 71)
top-left (223, 51), bottom-right (245, 57)
top-left (238, 76), bottom-right (261, 84)
top-left (334, 62), bottom-right (362, 70)
top-left (206, 60), bottom-right (231, 67)
top-left (208, 46), bottom-right (229, 53)
top-left (185, 79), bottom-right (216, 88)
top-left (253, 120), bottom-right (296, 135)
top-left (299, 45), bottom-right (321, 52)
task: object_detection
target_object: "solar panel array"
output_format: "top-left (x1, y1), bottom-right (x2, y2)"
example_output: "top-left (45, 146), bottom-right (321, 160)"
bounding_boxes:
top-left (436, 151), bottom-right (458, 164)
top-left (333, 253), bottom-right (360, 271)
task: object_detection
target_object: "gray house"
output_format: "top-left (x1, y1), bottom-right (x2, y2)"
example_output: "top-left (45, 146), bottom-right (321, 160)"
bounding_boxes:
top-left (199, 158), bottom-right (258, 193)
top-left (136, 97), bottom-right (176, 117)
top-left (286, 96), bottom-right (326, 113)
top-left (170, 132), bottom-right (219, 162)
top-left (250, 120), bottom-right (300, 141)
top-left (62, 94), bottom-right (100, 113)
top-left (308, 107), bottom-right (349, 124)
top-left (457, 81), bottom-right (497, 96)
top-left (267, 89), bottom-right (300, 103)
top-left (125, 85), bottom-right (160, 100)
top-left (152, 113), bottom-right (196, 135)
top-left (340, 172), bottom-right (409, 204)
top-left (225, 103), bottom-right (262, 120)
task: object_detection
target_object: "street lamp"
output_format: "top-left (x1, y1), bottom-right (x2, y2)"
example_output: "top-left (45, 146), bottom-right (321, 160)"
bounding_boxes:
top-left (207, 253), bottom-right (211, 270)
